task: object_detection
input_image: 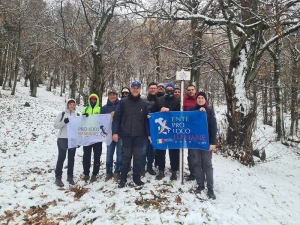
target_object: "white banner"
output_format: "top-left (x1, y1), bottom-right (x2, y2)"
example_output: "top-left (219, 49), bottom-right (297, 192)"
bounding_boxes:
top-left (67, 114), bottom-right (112, 148)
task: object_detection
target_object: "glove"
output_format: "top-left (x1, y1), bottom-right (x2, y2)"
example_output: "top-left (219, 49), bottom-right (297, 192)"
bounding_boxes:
top-left (64, 118), bottom-right (69, 124)
top-left (82, 113), bottom-right (89, 117)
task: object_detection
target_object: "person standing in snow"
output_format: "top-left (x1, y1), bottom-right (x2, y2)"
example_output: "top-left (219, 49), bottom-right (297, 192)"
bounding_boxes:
top-left (121, 87), bottom-right (130, 98)
top-left (101, 89), bottom-right (122, 182)
top-left (183, 84), bottom-right (197, 182)
top-left (151, 82), bottom-right (180, 181)
top-left (112, 81), bottom-right (150, 188)
top-left (54, 99), bottom-right (79, 187)
top-left (82, 94), bottom-right (102, 183)
top-left (140, 82), bottom-right (158, 176)
top-left (189, 91), bottom-right (217, 199)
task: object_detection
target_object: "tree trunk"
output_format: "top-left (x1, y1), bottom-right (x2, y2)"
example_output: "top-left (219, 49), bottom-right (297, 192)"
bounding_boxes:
top-left (29, 67), bottom-right (39, 97)
top-left (290, 56), bottom-right (299, 137)
top-left (69, 68), bottom-right (77, 99)
top-left (190, 17), bottom-right (202, 89)
top-left (90, 50), bottom-right (105, 105)
top-left (11, 29), bottom-right (21, 96)
top-left (0, 47), bottom-right (6, 86)
top-left (2, 44), bottom-right (10, 90)
top-left (262, 79), bottom-right (268, 124)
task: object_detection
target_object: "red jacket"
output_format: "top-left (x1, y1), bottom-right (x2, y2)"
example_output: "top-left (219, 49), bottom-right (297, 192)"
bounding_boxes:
top-left (183, 94), bottom-right (197, 111)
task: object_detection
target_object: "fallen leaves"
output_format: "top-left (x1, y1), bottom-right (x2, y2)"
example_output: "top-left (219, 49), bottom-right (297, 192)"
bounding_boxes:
top-left (69, 186), bottom-right (89, 200)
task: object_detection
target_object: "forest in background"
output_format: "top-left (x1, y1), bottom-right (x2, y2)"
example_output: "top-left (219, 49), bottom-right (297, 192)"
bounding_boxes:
top-left (0, 0), bottom-right (299, 165)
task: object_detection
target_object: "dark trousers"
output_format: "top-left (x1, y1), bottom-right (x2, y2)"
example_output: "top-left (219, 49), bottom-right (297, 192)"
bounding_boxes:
top-left (120, 136), bottom-right (143, 182)
top-left (156, 149), bottom-right (180, 171)
top-left (55, 138), bottom-right (76, 178)
top-left (83, 142), bottom-right (102, 176)
top-left (187, 149), bottom-right (195, 176)
top-left (190, 150), bottom-right (213, 189)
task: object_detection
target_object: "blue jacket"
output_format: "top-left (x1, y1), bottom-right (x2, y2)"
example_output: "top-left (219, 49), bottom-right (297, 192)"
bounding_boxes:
top-left (189, 104), bottom-right (217, 145)
top-left (101, 98), bottom-right (120, 114)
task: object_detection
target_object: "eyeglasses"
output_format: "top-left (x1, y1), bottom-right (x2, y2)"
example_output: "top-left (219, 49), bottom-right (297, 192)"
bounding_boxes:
top-left (123, 92), bottom-right (129, 95)
top-left (187, 89), bottom-right (195, 91)
top-left (149, 88), bottom-right (157, 90)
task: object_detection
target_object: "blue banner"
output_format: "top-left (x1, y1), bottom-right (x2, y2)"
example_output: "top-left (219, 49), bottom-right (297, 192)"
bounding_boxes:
top-left (149, 111), bottom-right (209, 150)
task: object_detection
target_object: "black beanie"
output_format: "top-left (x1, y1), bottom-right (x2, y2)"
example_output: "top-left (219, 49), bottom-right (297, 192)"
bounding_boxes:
top-left (196, 91), bottom-right (208, 102)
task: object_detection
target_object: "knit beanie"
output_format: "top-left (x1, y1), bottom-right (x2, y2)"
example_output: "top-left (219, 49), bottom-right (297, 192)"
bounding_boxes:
top-left (196, 91), bottom-right (208, 102)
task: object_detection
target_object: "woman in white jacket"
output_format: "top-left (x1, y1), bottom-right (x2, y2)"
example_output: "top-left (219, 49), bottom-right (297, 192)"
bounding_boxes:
top-left (53, 99), bottom-right (79, 187)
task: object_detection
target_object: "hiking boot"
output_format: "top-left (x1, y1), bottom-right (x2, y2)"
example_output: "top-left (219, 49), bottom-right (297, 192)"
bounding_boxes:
top-left (207, 189), bottom-right (216, 199)
top-left (186, 175), bottom-right (196, 181)
top-left (170, 170), bottom-right (177, 180)
top-left (55, 178), bottom-right (64, 187)
top-left (113, 173), bottom-right (120, 182)
top-left (195, 185), bottom-right (205, 194)
top-left (90, 175), bottom-right (97, 183)
top-left (134, 179), bottom-right (145, 186)
top-left (105, 174), bottom-right (113, 182)
top-left (83, 175), bottom-right (90, 182)
top-left (118, 180), bottom-right (126, 188)
top-left (67, 176), bottom-right (75, 185)
top-left (140, 170), bottom-right (146, 177)
top-left (155, 171), bottom-right (165, 180)
top-left (146, 167), bottom-right (156, 175)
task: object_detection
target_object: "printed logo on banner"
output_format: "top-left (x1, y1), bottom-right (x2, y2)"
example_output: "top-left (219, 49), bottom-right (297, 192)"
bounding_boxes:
top-left (155, 117), bottom-right (171, 134)
top-left (100, 125), bottom-right (108, 137)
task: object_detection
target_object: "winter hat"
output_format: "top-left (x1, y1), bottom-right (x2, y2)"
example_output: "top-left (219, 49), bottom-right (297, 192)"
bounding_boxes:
top-left (157, 83), bottom-right (165, 88)
top-left (165, 82), bottom-right (175, 89)
top-left (131, 81), bottom-right (141, 88)
top-left (196, 91), bottom-right (208, 102)
top-left (121, 87), bottom-right (130, 93)
top-left (67, 99), bottom-right (75, 104)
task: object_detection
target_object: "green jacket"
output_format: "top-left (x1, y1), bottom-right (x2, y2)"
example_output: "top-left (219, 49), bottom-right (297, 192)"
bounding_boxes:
top-left (82, 93), bottom-right (101, 115)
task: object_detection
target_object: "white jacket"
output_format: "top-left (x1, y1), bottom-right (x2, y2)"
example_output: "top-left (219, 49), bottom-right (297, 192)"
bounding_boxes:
top-left (54, 99), bottom-right (80, 138)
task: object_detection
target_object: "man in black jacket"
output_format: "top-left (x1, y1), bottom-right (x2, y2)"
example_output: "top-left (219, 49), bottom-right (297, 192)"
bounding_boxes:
top-left (112, 81), bottom-right (151, 188)
top-left (152, 82), bottom-right (180, 181)
top-left (141, 82), bottom-right (158, 176)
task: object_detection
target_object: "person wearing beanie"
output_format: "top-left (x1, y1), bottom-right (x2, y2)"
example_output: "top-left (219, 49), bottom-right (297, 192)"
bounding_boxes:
top-left (152, 82), bottom-right (180, 181)
top-left (157, 83), bottom-right (165, 97)
top-left (112, 81), bottom-right (150, 188)
top-left (183, 84), bottom-right (197, 182)
top-left (53, 99), bottom-right (80, 187)
top-left (101, 89), bottom-right (122, 182)
top-left (81, 94), bottom-right (102, 183)
top-left (189, 91), bottom-right (217, 199)
top-left (140, 82), bottom-right (158, 177)
top-left (121, 87), bottom-right (130, 98)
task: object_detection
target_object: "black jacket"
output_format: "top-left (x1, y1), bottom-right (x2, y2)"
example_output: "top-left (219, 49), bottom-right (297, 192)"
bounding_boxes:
top-left (152, 95), bottom-right (180, 112)
top-left (112, 94), bottom-right (150, 137)
top-left (142, 94), bottom-right (157, 113)
top-left (189, 104), bottom-right (217, 145)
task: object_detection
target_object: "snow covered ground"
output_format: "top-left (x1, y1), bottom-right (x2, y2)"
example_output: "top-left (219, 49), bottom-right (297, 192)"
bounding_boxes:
top-left (0, 83), bottom-right (300, 225)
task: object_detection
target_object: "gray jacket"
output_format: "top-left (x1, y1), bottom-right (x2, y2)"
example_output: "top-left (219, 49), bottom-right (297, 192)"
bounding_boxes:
top-left (54, 99), bottom-right (79, 138)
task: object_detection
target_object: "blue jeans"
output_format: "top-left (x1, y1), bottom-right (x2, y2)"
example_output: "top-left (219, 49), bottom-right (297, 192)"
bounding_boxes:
top-left (106, 138), bottom-right (122, 174)
top-left (141, 136), bottom-right (155, 171)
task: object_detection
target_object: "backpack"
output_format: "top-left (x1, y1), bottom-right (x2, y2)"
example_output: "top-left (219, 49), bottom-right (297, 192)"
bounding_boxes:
top-left (60, 112), bottom-right (80, 122)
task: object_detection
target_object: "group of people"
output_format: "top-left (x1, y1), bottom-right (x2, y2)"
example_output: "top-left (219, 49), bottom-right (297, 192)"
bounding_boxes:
top-left (53, 81), bottom-right (217, 199)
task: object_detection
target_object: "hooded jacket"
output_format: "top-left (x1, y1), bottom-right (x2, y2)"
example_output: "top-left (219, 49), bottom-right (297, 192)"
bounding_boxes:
top-left (54, 98), bottom-right (79, 138)
top-left (82, 94), bottom-right (101, 115)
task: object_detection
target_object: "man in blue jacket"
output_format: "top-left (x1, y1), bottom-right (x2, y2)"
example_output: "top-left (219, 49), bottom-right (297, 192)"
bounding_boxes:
top-left (101, 89), bottom-right (122, 182)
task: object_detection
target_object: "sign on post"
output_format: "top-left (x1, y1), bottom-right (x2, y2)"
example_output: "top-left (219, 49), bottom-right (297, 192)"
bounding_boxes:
top-left (175, 69), bottom-right (191, 184)
top-left (176, 69), bottom-right (191, 81)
